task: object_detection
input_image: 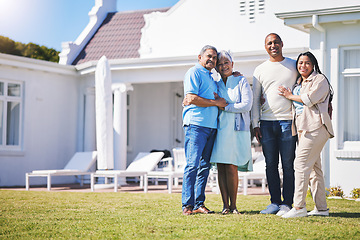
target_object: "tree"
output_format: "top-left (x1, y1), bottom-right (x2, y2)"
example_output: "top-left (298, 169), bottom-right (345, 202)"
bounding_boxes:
top-left (0, 35), bottom-right (59, 62)
top-left (0, 36), bottom-right (21, 56)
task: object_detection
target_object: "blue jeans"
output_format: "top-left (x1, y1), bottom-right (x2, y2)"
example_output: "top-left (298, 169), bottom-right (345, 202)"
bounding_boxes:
top-left (182, 124), bottom-right (217, 209)
top-left (260, 120), bottom-right (296, 207)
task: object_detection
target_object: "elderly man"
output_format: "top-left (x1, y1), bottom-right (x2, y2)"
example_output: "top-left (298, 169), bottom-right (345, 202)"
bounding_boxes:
top-left (181, 45), bottom-right (227, 215)
top-left (252, 33), bottom-right (298, 216)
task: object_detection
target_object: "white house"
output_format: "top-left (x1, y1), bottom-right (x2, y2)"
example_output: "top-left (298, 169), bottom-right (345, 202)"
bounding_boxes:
top-left (276, 0), bottom-right (360, 195)
top-left (0, 0), bottom-right (358, 195)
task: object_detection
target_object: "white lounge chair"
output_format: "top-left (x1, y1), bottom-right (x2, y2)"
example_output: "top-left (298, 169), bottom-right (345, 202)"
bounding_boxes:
top-left (147, 147), bottom-right (186, 193)
top-left (208, 167), bottom-right (220, 194)
top-left (90, 151), bottom-right (164, 192)
top-left (207, 152), bottom-right (267, 195)
top-left (172, 147), bottom-right (186, 186)
top-left (25, 151), bottom-right (97, 191)
top-left (238, 153), bottom-right (267, 195)
top-left (146, 171), bottom-right (175, 193)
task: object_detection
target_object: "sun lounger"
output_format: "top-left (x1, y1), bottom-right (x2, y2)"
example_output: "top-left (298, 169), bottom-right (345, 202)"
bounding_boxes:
top-left (90, 151), bottom-right (164, 192)
top-left (25, 151), bottom-right (97, 191)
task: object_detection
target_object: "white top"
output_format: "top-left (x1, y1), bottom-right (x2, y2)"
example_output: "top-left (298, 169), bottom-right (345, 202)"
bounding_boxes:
top-left (251, 57), bottom-right (297, 128)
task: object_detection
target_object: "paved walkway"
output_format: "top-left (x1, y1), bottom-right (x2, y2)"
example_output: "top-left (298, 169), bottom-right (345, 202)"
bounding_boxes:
top-left (2, 182), bottom-right (269, 195)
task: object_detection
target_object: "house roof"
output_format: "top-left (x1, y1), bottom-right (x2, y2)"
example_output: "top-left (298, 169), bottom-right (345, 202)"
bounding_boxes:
top-left (72, 8), bottom-right (169, 65)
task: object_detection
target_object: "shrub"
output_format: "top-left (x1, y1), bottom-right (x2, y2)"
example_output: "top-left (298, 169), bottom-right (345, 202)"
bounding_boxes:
top-left (326, 186), bottom-right (344, 198)
top-left (306, 188), bottom-right (312, 198)
top-left (350, 188), bottom-right (360, 199)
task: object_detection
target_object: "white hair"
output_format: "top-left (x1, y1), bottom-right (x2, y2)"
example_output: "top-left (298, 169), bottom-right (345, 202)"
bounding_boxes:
top-left (217, 50), bottom-right (233, 63)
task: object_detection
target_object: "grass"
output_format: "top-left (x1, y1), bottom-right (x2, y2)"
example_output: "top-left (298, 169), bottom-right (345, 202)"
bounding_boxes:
top-left (0, 190), bottom-right (359, 239)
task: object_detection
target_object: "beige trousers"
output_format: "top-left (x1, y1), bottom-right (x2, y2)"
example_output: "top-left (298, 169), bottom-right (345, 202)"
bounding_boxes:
top-left (293, 125), bottom-right (330, 210)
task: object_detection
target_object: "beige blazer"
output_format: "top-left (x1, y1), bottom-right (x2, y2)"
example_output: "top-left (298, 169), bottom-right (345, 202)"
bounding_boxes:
top-left (294, 71), bottom-right (334, 138)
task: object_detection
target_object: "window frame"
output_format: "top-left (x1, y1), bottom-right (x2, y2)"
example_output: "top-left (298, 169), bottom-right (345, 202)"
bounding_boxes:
top-left (335, 46), bottom-right (360, 159)
top-left (0, 79), bottom-right (24, 152)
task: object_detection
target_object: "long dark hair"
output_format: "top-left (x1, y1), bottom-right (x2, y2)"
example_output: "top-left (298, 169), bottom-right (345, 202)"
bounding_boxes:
top-left (296, 51), bottom-right (333, 102)
top-left (296, 51), bottom-right (322, 76)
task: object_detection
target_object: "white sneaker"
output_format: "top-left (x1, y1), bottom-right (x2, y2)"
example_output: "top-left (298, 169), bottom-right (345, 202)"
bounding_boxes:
top-left (282, 207), bottom-right (307, 218)
top-left (276, 205), bottom-right (291, 216)
top-left (308, 208), bottom-right (329, 216)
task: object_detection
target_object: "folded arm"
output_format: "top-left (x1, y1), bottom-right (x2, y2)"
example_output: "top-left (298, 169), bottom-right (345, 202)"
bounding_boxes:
top-left (183, 93), bottom-right (227, 108)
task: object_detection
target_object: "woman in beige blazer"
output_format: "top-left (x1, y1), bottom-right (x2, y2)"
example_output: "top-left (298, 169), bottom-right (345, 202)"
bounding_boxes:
top-left (277, 51), bottom-right (334, 218)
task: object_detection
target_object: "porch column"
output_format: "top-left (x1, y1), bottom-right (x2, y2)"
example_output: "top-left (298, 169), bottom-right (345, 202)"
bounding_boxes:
top-left (84, 87), bottom-right (96, 151)
top-left (113, 83), bottom-right (133, 170)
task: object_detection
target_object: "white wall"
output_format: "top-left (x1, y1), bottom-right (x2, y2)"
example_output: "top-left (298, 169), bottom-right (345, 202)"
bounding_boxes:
top-left (139, 0), bottom-right (308, 58)
top-left (311, 21), bottom-right (360, 196)
top-left (0, 55), bottom-right (79, 186)
top-left (126, 83), bottom-right (175, 164)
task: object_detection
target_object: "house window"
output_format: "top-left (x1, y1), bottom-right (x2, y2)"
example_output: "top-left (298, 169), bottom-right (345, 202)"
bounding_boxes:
top-left (334, 46), bottom-right (360, 158)
top-left (341, 47), bottom-right (360, 142)
top-left (344, 76), bottom-right (360, 141)
top-left (0, 80), bottom-right (23, 150)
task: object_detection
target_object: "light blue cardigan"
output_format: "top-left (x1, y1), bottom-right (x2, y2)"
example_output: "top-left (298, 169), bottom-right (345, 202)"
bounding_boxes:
top-left (220, 76), bottom-right (253, 131)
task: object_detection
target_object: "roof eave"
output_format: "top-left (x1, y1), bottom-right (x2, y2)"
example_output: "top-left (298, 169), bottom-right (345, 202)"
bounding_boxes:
top-left (0, 53), bottom-right (78, 76)
top-left (75, 47), bottom-right (307, 75)
top-left (276, 5), bottom-right (360, 33)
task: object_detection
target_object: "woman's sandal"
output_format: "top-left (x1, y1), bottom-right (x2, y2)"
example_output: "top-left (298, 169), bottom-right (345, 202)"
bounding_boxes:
top-left (222, 208), bottom-right (231, 215)
top-left (230, 209), bottom-right (241, 214)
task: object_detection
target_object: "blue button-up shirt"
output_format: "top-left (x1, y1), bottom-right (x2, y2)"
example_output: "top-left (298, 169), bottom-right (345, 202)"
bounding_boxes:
top-left (182, 63), bottom-right (218, 129)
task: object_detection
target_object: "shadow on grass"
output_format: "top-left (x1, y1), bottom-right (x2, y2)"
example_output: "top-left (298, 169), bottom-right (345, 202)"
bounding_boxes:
top-left (240, 210), bottom-right (261, 215)
top-left (329, 212), bottom-right (360, 218)
top-left (208, 211), bottom-right (261, 215)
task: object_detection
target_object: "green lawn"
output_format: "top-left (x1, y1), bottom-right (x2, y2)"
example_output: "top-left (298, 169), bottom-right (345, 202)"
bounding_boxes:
top-left (1, 190), bottom-right (359, 239)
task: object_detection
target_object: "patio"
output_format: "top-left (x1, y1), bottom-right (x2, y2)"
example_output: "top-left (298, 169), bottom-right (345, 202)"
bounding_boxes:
top-left (1, 182), bottom-right (270, 195)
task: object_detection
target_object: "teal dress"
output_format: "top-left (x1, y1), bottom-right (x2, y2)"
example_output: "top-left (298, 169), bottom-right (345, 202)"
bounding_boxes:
top-left (210, 75), bottom-right (253, 171)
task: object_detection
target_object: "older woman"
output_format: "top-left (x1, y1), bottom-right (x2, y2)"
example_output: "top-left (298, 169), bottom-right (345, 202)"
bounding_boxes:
top-left (210, 50), bottom-right (253, 214)
top-left (278, 51), bottom-right (334, 218)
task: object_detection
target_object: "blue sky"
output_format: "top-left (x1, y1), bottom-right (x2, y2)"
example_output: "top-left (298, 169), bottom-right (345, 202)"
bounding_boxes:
top-left (0, 0), bottom-right (179, 51)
